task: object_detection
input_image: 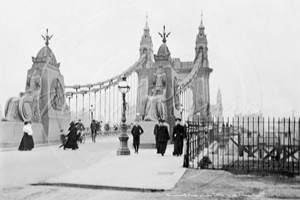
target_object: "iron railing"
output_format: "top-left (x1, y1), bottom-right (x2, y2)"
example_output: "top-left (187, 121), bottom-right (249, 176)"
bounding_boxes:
top-left (183, 117), bottom-right (300, 175)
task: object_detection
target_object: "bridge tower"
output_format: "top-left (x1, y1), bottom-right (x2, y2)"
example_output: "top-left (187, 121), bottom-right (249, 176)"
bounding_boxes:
top-left (192, 14), bottom-right (213, 121)
top-left (1, 30), bottom-right (70, 147)
top-left (139, 18), bottom-right (153, 69)
top-left (136, 19), bottom-right (154, 117)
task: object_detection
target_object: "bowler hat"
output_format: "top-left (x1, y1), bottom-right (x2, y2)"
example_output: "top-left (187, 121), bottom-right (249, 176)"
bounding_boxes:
top-left (175, 118), bottom-right (182, 122)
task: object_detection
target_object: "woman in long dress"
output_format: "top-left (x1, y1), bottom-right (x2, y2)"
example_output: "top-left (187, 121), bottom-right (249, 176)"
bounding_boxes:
top-left (63, 121), bottom-right (79, 150)
top-left (18, 121), bottom-right (34, 151)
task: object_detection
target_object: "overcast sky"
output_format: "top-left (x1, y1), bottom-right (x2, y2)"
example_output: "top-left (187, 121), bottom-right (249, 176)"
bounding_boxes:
top-left (0, 0), bottom-right (299, 118)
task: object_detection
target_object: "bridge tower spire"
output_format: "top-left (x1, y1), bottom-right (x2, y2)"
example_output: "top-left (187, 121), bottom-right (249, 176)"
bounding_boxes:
top-left (139, 13), bottom-right (153, 69)
top-left (192, 11), bottom-right (213, 122)
top-left (195, 10), bottom-right (208, 63)
top-left (136, 15), bottom-right (154, 120)
top-left (215, 86), bottom-right (223, 118)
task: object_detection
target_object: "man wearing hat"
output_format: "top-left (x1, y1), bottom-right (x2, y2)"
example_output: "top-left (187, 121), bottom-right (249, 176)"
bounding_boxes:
top-left (173, 117), bottom-right (186, 156)
top-left (153, 119), bottom-right (161, 150)
top-left (75, 119), bottom-right (85, 142)
top-left (131, 120), bottom-right (144, 153)
top-left (90, 119), bottom-right (97, 142)
top-left (156, 118), bottom-right (170, 156)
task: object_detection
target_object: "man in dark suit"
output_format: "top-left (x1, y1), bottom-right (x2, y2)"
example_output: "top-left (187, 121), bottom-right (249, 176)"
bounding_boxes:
top-left (131, 121), bottom-right (144, 153)
top-left (90, 120), bottom-right (97, 142)
top-left (172, 118), bottom-right (186, 156)
top-left (153, 120), bottom-right (161, 150)
top-left (75, 119), bottom-right (85, 142)
top-left (156, 119), bottom-right (170, 156)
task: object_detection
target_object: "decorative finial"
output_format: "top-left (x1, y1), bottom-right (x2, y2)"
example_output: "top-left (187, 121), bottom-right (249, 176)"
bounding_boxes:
top-left (158, 25), bottom-right (171, 43)
top-left (41, 29), bottom-right (53, 46)
top-left (144, 12), bottom-right (149, 30)
top-left (200, 10), bottom-right (204, 28)
top-left (201, 10), bottom-right (203, 21)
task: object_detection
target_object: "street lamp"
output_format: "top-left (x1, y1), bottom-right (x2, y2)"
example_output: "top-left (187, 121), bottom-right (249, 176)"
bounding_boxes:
top-left (117, 76), bottom-right (131, 155)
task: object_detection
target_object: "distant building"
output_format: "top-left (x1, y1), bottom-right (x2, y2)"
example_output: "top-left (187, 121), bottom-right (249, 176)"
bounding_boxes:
top-left (210, 87), bottom-right (223, 119)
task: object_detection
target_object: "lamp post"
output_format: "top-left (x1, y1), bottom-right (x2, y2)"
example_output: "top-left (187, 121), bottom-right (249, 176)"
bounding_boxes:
top-left (117, 76), bottom-right (131, 155)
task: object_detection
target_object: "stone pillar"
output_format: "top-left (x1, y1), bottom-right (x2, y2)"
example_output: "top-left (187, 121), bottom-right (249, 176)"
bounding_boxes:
top-left (192, 68), bottom-right (213, 121)
top-left (39, 64), bottom-right (70, 143)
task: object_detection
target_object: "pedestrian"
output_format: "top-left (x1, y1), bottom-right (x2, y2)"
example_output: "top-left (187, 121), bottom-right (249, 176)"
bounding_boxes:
top-left (98, 121), bottom-right (103, 136)
top-left (90, 119), bottom-right (97, 142)
top-left (75, 119), bottom-right (85, 142)
top-left (59, 129), bottom-right (67, 148)
top-left (18, 121), bottom-right (34, 151)
top-left (153, 120), bottom-right (161, 150)
top-left (156, 118), bottom-right (170, 156)
top-left (131, 121), bottom-right (144, 153)
top-left (172, 118), bottom-right (186, 156)
top-left (64, 121), bottom-right (79, 150)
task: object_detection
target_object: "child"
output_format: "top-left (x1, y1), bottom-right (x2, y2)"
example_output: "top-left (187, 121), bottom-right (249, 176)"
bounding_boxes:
top-left (59, 129), bottom-right (67, 148)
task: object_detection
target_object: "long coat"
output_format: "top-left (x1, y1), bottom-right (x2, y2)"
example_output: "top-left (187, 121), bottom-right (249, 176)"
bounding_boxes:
top-left (173, 124), bottom-right (186, 155)
top-left (64, 125), bottom-right (78, 150)
top-left (131, 125), bottom-right (144, 145)
top-left (154, 124), bottom-right (160, 148)
top-left (90, 121), bottom-right (97, 131)
top-left (157, 125), bottom-right (170, 154)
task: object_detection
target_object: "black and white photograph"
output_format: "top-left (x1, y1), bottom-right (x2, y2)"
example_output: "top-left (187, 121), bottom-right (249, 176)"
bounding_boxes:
top-left (0, 0), bottom-right (299, 199)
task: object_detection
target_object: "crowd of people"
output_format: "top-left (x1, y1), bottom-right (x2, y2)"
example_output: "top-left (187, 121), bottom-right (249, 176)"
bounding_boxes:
top-left (130, 117), bottom-right (186, 157)
top-left (153, 117), bottom-right (186, 156)
top-left (19, 117), bottom-right (187, 156)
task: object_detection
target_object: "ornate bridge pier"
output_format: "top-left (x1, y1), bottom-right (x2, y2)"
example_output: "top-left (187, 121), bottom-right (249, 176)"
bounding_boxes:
top-left (1, 30), bottom-right (70, 147)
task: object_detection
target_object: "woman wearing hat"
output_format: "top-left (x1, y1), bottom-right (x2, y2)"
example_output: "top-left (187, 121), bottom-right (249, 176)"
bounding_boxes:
top-left (156, 118), bottom-right (170, 156)
top-left (173, 118), bottom-right (185, 156)
top-left (63, 121), bottom-right (79, 150)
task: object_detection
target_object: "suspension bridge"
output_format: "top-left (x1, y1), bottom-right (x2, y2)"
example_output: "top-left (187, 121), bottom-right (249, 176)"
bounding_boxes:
top-left (1, 16), bottom-right (215, 149)
top-left (1, 16), bottom-right (299, 175)
top-left (63, 19), bottom-right (213, 134)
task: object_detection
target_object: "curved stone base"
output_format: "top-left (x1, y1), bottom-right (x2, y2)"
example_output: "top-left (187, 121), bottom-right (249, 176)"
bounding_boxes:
top-left (117, 148), bottom-right (130, 155)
